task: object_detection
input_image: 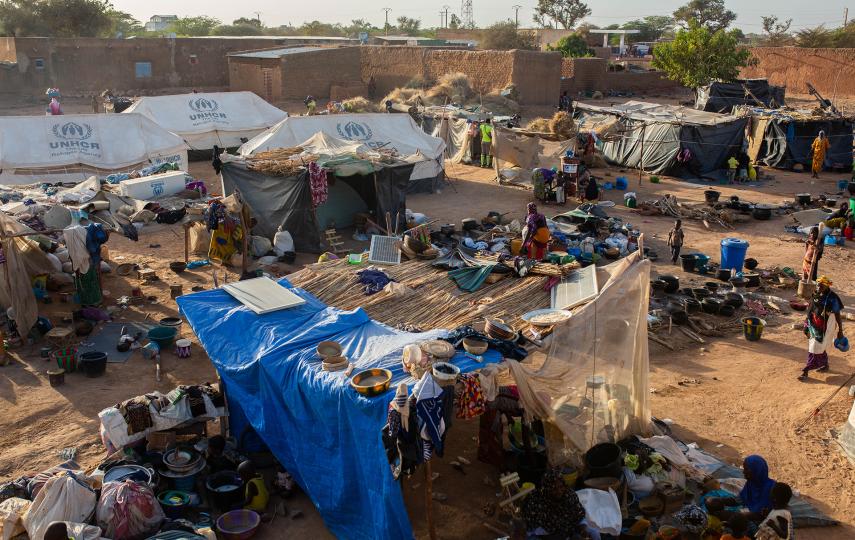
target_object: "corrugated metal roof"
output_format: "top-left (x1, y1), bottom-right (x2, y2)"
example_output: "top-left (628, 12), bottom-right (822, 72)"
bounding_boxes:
top-left (229, 47), bottom-right (323, 58)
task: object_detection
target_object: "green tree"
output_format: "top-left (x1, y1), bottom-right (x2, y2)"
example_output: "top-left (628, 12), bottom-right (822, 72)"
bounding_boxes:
top-left (760, 15), bottom-right (792, 46)
top-left (106, 8), bottom-right (142, 37)
top-left (480, 20), bottom-right (539, 50)
top-left (233, 17), bottom-right (262, 27)
top-left (622, 16), bottom-right (674, 43)
top-left (796, 25), bottom-right (834, 48)
top-left (298, 20), bottom-right (344, 36)
top-left (0, 0), bottom-right (45, 36)
top-left (673, 0), bottom-right (736, 32)
top-left (168, 16), bottom-right (220, 36)
top-left (449, 14), bottom-right (462, 30)
top-left (1, 0), bottom-right (113, 37)
top-left (652, 23), bottom-right (753, 91)
top-left (547, 34), bottom-right (592, 57)
top-left (211, 24), bottom-right (264, 36)
top-left (344, 18), bottom-right (377, 38)
top-left (395, 16), bottom-right (421, 36)
top-left (532, 0), bottom-right (591, 29)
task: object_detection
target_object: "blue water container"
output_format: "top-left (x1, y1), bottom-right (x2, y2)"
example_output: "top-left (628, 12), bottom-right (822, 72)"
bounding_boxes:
top-left (838, 179), bottom-right (850, 191)
top-left (720, 238), bottom-right (749, 271)
top-left (615, 176), bottom-right (628, 190)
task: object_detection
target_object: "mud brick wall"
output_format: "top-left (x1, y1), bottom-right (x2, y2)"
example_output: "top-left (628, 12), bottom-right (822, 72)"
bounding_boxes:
top-left (361, 46), bottom-right (561, 105)
top-left (1, 37), bottom-right (281, 95)
top-left (603, 71), bottom-right (682, 94)
top-left (511, 50), bottom-right (562, 106)
top-left (228, 57), bottom-right (282, 101)
top-left (743, 47), bottom-right (855, 97)
top-left (280, 47), bottom-right (361, 100)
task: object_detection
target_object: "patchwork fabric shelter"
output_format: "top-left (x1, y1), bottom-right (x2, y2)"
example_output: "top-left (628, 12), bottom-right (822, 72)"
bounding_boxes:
top-left (0, 113), bottom-right (188, 185)
top-left (574, 101), bottom-right (747, 178)
top-left (696, 79), bottom-right (785, 113)
top-left (177, 278), bottom-right (501, 540)
top-left (740, 107), bottom-right (854, 171)
top-left (124, 91), bottom-right (287, 152)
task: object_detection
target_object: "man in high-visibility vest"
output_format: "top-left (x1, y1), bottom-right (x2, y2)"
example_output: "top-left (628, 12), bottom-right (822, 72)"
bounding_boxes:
top-left (480, 117), bottom-right (493, 168)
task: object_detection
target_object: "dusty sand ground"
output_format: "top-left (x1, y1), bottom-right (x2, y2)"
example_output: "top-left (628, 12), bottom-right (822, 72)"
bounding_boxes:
top-left (1, 96), bottom-right (855, 538)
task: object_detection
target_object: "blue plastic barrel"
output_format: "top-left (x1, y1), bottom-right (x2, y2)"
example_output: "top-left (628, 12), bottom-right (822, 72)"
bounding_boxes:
top-left (615, 176), bottom-right (628, 190)
top-left (720, 238), bottom-right (749, 271)
top-left (838, 179), bottom-right (850, 191)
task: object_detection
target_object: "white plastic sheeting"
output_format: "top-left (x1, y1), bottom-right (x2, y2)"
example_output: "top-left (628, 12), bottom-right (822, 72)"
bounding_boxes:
top-left (124, 91), bottom-right (287, 150)
top-left (0, 114), bottom-right (188, 185)
top-left (507, 252), bottom-right (652, 459)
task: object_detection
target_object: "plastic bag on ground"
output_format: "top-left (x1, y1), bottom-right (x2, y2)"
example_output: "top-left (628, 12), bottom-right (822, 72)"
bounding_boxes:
top-left (575, 488), bottom-right (622, 535)
top-left (96, 481), bottom-right (164, 540)
top-left (250, 236), bottom-right (272, 258)
top-left (22, 472), bottom-right (97, 540)
top-left (0, 497), bottom-right (30, 540)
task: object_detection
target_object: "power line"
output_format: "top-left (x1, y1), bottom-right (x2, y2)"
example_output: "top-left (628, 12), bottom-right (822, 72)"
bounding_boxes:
top-left (512, 5), bottom-right (522, 27)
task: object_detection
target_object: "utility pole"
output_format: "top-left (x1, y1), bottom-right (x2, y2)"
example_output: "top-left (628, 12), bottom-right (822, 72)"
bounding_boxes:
top-left (443, 5), bottom-right (451, 28)
top-left (845, 7), bottom-right (850, 26)
top-left (253, 11), bottom-right (262, 25)
top-left (512, 5), bottom-right (522, 27)
top-left (382, 8), bottom-right (392, 35)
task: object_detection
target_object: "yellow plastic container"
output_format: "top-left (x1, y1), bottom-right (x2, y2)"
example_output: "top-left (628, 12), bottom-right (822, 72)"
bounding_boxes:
top-left (510, 238), bottom-right (523, 256)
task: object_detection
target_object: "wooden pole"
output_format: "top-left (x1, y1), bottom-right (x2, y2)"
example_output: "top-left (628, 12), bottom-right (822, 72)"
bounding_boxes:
top-left (638, 122), bottom-right (646, 186)
top-left (183, 223), bottom-right (190, 264)
top-left (425, 460), bottom-right (437, 540)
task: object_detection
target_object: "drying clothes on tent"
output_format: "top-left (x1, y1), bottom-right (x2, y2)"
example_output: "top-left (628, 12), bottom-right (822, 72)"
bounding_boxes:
top-left (413, 372), bottom-right (447, 460)
top-left (308, 162), bottom-right (329, 208)
top-left (455, 373), bottom-right (486, 419)
top-left (63, 226), bottom-right (90, 274)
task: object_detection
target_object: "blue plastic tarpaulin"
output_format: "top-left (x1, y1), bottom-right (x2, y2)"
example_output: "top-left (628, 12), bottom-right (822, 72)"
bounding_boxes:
top-left (177, 278), bottom-right (501, 540)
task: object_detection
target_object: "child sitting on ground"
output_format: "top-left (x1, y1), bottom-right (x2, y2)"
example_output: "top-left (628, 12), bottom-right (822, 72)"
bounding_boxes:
top-left (755, 483), bottom-right (793, 540)
top-left (720, 513), bottom-right (749, 540)
top-left (238, 460), bottom-right (270, 513)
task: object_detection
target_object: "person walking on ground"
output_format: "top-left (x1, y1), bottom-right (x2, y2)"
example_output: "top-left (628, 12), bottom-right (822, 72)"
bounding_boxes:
top-left (811, 130), bottom-right (830, 178)
top-left (480, 118), bottom-right (493, 168)
top-left (802, 226), bottom-right (823, 282)
top-left (799, 275), bottom-right (844, 381)
top-left (668, 219), bottom-right (684, 265)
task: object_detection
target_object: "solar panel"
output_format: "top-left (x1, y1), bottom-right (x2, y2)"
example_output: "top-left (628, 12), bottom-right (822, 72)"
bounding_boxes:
top-left (222, 276), bottom-right (306, 315)
top-left (368, 235), bottom-right (401, 265)
top-left (551, 265), bottom-right (599, 309)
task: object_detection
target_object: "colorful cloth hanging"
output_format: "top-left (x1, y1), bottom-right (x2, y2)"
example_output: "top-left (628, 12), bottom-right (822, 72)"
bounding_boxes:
top-left (308, 162), bottom-right (329, 208)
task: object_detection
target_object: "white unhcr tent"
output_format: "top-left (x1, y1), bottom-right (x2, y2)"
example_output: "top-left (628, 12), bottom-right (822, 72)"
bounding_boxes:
top-left (124, 91), bottom-right (288, 151)
top-left (0, 113), bottom-right (188, 185)
top-left (507, 252), bottom-right (652, 459)
top-left (239, 113), bottom-right (446, 190)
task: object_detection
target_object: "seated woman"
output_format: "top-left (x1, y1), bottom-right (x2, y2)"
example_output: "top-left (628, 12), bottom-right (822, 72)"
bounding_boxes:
top-left (705, 455), bottom-right (777, 524)
top-left (522, 468), bottom-right (587, 538)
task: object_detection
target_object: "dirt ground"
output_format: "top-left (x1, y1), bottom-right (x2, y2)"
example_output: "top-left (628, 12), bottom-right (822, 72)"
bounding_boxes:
top-left (1, 95), bottom-right (855, 538)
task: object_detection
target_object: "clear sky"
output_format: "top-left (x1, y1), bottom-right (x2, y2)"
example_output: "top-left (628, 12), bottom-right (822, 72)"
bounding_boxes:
top-left (112, 0), bottom-right (853, 33)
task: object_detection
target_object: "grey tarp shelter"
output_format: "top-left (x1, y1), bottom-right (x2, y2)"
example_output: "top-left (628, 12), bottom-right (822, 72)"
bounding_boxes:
top-left (741, 108), bottom-right (854, 171)
top-left (696, 79), bottom-right (785, 113)
top-left (220, 161), bottom-right (412, 253)
top-left (575, 101), bottom-right (748, 178)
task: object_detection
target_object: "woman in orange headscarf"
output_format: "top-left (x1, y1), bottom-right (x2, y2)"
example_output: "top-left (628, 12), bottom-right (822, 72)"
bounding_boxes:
top-left (811, 130), bottom-right (829, 178)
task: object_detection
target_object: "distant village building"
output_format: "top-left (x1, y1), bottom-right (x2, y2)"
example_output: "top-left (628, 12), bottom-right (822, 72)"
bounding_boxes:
top-left (145, 15), bottom-right (178, 32)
